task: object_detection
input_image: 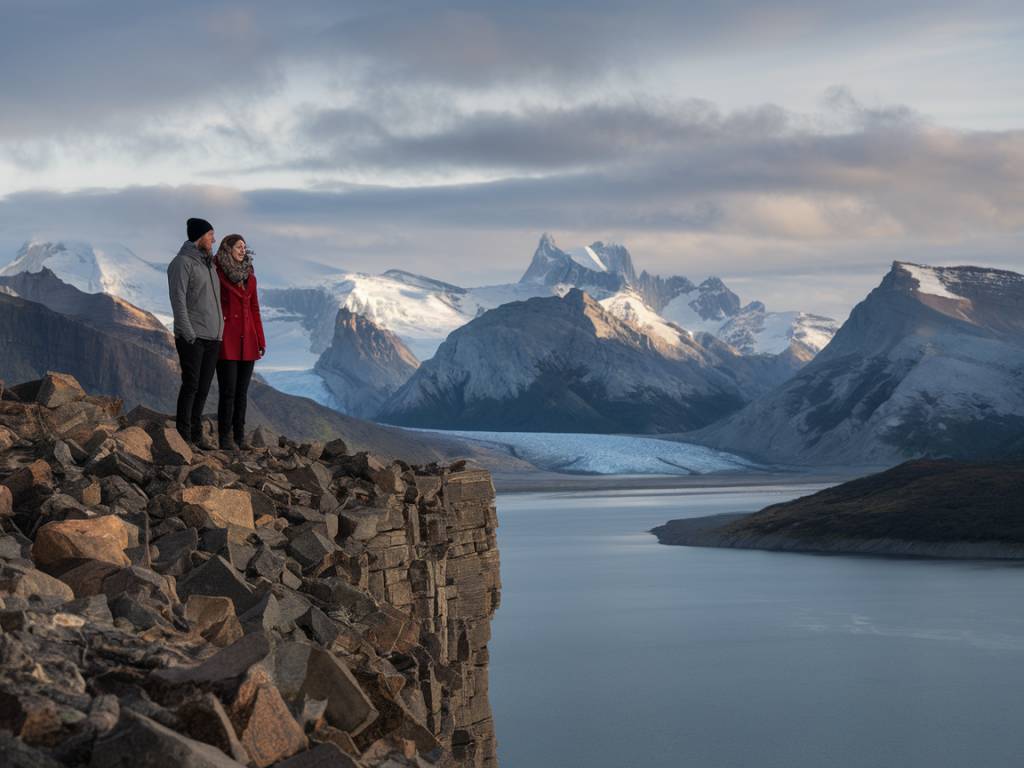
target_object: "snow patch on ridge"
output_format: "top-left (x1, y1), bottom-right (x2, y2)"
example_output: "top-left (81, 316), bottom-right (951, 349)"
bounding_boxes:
top-left (902, 263), bottom-right (962, 300)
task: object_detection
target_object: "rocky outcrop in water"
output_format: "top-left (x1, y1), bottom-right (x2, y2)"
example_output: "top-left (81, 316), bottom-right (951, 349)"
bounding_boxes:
top-left (0, 372), bottom-right (501, 767)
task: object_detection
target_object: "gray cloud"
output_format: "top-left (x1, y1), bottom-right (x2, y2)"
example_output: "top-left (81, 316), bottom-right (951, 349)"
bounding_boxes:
top-left (2, 0), bottom-right (1018, 142)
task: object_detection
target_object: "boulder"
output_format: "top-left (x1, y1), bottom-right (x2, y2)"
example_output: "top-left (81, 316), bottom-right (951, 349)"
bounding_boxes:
top-left (3, 459), bottom-right (53, 503)
top-left (272, 743), bottom-right (362, 768)
top-left (177, 555), bottom-right (256, 613)
top-left (0, 562), bottom-right (74, 601)
top-left (112, 426), bottom-right (154, 463)
top-left (185, 595), bottom-right (244, 647)
top-left (178, 487), bottom-right (254, 530)
top-left (274, 643), bottom-right (377, 736)
top-left (234, 684), bottom-right (307, 767)
top-left (149, 427), bottom-right (194, 466)
top-left (90, 709), bottom-right (246, 768)
top-left (32, 515), bottom-right (132, 569)
top-left (35, 372), bottom-right (86, 409)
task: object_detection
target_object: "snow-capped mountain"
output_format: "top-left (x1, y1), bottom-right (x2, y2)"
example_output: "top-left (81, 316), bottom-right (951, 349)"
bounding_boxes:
top-left (314, 308), bottom-right (419, 418)
top-left (2, 236), bottom-right (836, 422)
top-left (378, 289), bottom-right (798, 433)
top-left (687, 261), bottom-right (1024, 465)
top-left (0, 241), bottom-right (172, 326)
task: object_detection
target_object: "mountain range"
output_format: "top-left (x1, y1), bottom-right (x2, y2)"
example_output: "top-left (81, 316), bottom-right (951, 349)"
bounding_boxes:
top-left (3, 235), bottom-right (835, 430)
top-left (378, 288), bottom-right (800, 432)
top-left (6, 237), bottom-right (1019, 470)
top-left (0, 268), bottom-right (513, 465)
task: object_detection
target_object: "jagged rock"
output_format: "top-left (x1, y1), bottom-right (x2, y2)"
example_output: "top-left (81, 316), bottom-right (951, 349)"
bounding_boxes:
top-left (303, 577), bottom-right (376, 618)
top-left (87, 450), bottom-right (150, 485)
top-left (64, 476), bottom-right (102, 507)
top-left (285, 462), bottom-right (332, 493)
top-left (234, 683), bottom-right (308, 767)
top-left (64, 594), bottom-right (114, 624)
top-left (321, 438), bottom-right (349, 462)
top-left (0, 374), bottom-right (502, 768)
top-left (274, 642), bottom-right (378, 736)
top-left (175, 694), bottom-right (250, 764)
top-left (35, 372), bottom-right (86, 408)
top-left (185, 595), bottom-right (245, 647)
top-left (296, 605), bottom-right (340, 648)
top-left (152, 527), bottom-right (199, 575)
top-left (0, 484), bottom-right (11, 517)
top-left (273, 743), bottom-right (362, 768)
top-left (0, 561), bottom-right (74, 601)
top-left (238, 591), bottom-right (286, 635)
top-left (51, 439), bottom-right (76, 469)
top-left (178, 487), bottom-right (254, 530)
top-left (32, 515), bottom-right (133, 569)
top-left (151, 631), bottom-right (274, 690)
top-left (90, 709), bottom-right (246, 767)
top-left (0, 424), bottom-right (16, 452)
top-left (3, 458), bottom-right (53, 503)
top-left (177, 555), bottom-right (256, 613)
top-left (149, 426), bottom-right (194, 465)
top-left (54, 559), bottom-right (121, 597)
top-left (248, 548), bottom-right (285, 581)
top-left (287, 528), bottom-right (337, 571)
top-left (102, 566), bottom-right (177, 612)
top-left (112, 426), bottom-right (154, 463)
top-left (249, 425), bottom-right (276, 449)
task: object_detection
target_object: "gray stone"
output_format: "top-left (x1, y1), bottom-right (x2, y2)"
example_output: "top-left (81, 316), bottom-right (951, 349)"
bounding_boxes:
top-left (90, 709), bottom-right (245, 767)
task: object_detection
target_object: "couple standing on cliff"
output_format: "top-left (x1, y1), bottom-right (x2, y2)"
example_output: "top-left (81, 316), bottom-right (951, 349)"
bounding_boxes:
top-left (167, 217), bottom-right (267, 451)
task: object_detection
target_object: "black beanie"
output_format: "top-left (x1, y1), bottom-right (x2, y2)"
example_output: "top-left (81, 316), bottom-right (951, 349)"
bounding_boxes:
top-left (187, 217), bottom-right (213, 242)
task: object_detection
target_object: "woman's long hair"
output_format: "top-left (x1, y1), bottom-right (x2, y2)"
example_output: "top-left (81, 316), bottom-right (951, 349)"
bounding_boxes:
top-left (214, 233), bottom-right (253, 284)
top-left (215, 234), bottom-right (246, 262)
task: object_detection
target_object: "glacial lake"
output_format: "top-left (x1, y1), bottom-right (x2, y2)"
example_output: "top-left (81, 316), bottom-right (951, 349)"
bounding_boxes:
top-left (488, 484), bottom-right (1024, 768)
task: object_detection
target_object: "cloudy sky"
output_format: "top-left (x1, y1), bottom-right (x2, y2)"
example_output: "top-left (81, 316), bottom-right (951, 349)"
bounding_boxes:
top-left (1, 0), bottom-right (1021, 319)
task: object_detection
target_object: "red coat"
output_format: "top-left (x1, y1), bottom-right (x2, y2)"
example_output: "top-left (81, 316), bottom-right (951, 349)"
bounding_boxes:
top-left (216, 264), bottom-right (266, 361)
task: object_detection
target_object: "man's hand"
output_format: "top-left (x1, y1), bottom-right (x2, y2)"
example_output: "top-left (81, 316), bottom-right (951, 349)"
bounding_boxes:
top-left (258, 347), bottom-right (265, 359)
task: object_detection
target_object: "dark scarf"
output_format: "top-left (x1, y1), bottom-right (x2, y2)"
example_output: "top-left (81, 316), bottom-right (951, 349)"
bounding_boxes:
top-left (215, 247), bottom-right (253, 285)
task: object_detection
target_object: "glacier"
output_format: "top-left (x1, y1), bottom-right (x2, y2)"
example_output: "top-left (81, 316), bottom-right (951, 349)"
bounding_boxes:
top-left (413, 429), bottom-right (760, 475)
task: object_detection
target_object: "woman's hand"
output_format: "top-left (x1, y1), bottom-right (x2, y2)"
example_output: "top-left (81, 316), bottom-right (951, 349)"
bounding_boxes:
top-left (258, 347), bottom-right (265, 359)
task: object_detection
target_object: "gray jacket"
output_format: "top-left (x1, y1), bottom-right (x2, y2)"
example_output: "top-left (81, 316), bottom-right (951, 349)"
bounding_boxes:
top-left (167, 240), bottom-right (224, 342)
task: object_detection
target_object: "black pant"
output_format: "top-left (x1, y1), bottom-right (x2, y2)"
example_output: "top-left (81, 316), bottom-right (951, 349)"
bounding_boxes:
top-left (175, 336), bottom-right (220, 442)
top-left (216, 359), bottom-right (255, 443)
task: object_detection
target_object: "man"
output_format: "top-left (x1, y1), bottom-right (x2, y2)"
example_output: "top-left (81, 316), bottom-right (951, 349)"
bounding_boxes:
top-left (167, 217), bottom-right (224, 449)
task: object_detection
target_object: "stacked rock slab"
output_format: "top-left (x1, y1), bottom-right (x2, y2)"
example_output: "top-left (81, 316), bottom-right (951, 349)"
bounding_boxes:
top-left (0, 372), bottom-right (501, 767)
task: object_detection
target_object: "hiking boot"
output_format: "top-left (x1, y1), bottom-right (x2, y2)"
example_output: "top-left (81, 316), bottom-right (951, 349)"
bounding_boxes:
top-left (234, 433), bottom-right (250, 451)
top-left (218, 435), bottom-right (237, 451)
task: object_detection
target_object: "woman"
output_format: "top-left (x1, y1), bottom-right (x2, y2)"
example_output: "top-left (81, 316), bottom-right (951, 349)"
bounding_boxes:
top-left (214, 234), bottom-right (266, 450)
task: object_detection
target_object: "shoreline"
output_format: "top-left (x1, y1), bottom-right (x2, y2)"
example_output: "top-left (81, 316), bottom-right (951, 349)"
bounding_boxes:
top-left (489, 468), bottom-right (866, 494)
top-left (650, 512), bottom-right (1024, 562)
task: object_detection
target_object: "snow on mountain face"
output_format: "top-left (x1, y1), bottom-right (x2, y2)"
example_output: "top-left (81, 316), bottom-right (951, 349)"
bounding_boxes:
top-left (377, 288), bottom-right (798, 434)
top-left (598, 290), bottom-right (696, 358)
top-left (1, 241), bottom-right (173, 326)
top-left (518, 233), bottom-right (626, 294)
top-left (718, 307), bottom-right (839, 357)
top-left (690, 261), bottom-right (1024, 465)
top-left (902, 262), bottom-right (962, 299)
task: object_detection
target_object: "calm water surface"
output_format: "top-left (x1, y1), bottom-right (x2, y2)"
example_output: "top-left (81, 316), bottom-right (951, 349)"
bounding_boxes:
top-left (488, 485), bottom-right (1024, 768)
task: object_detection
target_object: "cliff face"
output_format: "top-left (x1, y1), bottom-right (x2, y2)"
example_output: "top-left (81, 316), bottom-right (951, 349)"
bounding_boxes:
top-left (0, 372), bottom-right (501, 767)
